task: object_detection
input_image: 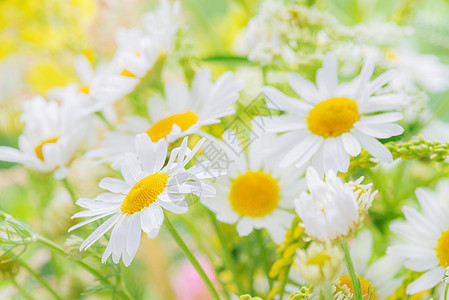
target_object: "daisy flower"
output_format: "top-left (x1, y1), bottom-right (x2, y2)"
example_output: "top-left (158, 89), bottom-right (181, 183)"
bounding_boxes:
top-left (256, 52), bottom-right (407, 174)
top-left (86, 68), bottom-right (244, 162)
top-left (0, 96), bottom-right (87, 179)
top-left (49, 55), bottom-right (138, 115)
top-left (69, 134), bottom-right (220, 266)
top-left (387, 187), bottom-right (449, 298)
top-left (338, 230), bottom-right (403, 300)
top-left (200, 130), bottom-right (305, 243)
top-left (294, 241), bottom-right (343, 285)
top-left (384, 50), bottom-right (449, 93)
top-left (295, 167), bottom-right (373, 242)
top-left (111, 0), bottom-right (180, 84)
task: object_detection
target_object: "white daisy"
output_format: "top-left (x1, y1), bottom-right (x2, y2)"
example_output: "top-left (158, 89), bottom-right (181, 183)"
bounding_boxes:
top-left (387, 187), bottom-right (449, 298)
top-left (294, 241), bottom-right (344, 285)
top-left (295, 167), bottom-right (361, 242)
top-left (0, 96), bottom-right (87, 179)
top-left (142, 0), bottom-right (180, 54)
top-left (111, 0), bottom-right (180, 84)
top-left (384, 50), bottom-right (449, 93)
top-left (86, 68), bottom-right (244, 162)
top-left (338, 230), bottom-right (404, 300)
top-left (69, 134), bottom-right (220, 266)
top-left (256, 52), bottom-right (407, 174)
top-left (200, 130), bottom-right (305, 243)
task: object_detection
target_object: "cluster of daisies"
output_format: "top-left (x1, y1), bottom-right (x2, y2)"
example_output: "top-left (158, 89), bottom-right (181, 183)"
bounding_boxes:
top-left (2, 0), bottom-right (449, 299)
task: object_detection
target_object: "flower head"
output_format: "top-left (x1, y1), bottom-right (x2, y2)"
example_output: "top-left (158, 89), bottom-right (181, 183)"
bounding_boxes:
top-left (201, 131), bottom-right (305, 243)
top-left (294, 242), bottom-right (343, 285)
top-left (86, 68), bottom-right (244, 162)
top-left (69, 134), bottom-right (221, 266)
top-left (295, 167), bottom-right (369, 241)
top-left (0, 96), bottom-right (87, 179)
top-left (388, 186), bottom-right (449, 296)
top-left (257, 52), bottom-right (407, 174)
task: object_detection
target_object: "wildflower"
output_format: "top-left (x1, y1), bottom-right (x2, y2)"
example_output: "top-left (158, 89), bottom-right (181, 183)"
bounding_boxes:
top-left (69, 135), bottom-right (220, 266)
top-left (201, 131), bottom-right (305, 243)
top-left (387, 187), bottom-right (449, 296)
top-left (112, 0), bottom-right (180, 83)
top-left (295, 167), bottom-right (372, 241)
top-left (294, 242), bottom-right (343, 285)
top-left (256, 52), bottom-right (407, 174)
top-left (384, 50), bottom-right (449, 93)
top-left (86, 68), bottom-right (244, 161)
top-left (0, 96), bottom-right (87, 179)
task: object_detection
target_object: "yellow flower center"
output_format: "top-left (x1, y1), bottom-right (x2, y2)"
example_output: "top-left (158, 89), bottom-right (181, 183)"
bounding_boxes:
top-left (307, 97), bottom-right (360, 138)
top-left (385, 50), bottom-right (398, 61)
top-left (145, 111), bottom-right (199, 142)
top-left (339, 275), bottom-right (377, 300)
top-left (120, 172), bottom-right (169, 215)
top-left (229, 171), bottom-right (281, 217)
top-left (306, 252), bottom-right (331, 268)
top-left (436, 228), bottom-right (449, 267)
top-left (34, 137), bottom-right (59, 161)
top-left (79, 85), bottom-right (90, 94)
top-left (120, 69), bottom-right (136, 77)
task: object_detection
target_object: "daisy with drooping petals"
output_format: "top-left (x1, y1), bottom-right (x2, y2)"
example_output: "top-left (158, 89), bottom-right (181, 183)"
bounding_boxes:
top-left (201, 130), bottom-right (305, 243)
top-left (337, 230), bottom-right (403, 300)
top-left (69, 134), bottom-right (221, 266)
top-left (295, 167), bottom-right (375, 242)
top-left (86, 68), bottom-right (244, 162)
top-left (256, 52), bottom-right (407, 174)
top-left (0, 96), bottom-right (87, 179)
top-left (387, 187), bottom-right (449, 298)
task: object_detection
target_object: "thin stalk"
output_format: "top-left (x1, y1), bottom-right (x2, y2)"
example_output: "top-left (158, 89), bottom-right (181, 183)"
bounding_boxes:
top-left (340, 241), bottom-right (363, 300)
top-left (95, 111), bottom-right (115, 130)
top-left (207, 210), bottom-right (244, 294)
top-left (62, 178), bottom-right (76, 202)
top-left (35, 234), bottom-right (132, 299)
top-left (256, 230), bottom-right (273, 290)
top-left (164, 213), bottom-right (220, 300)
top-left (17, 259), bottom-right (63, 300)
top-left (11, 278), bottom-right (35, 300)
top-left (278, 263), bottom-right (291, 300)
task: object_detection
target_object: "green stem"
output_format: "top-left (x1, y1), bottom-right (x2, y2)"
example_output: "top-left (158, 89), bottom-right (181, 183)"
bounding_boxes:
top-left (207, 210), bottom-right (244, 294)
top-left (95, 111), bottom-right (115, 130)
top-left (164, 213), bottom-right (220, 300)
top-left (341, 241), bottom-right (363, 300)
top-left (35, 234), bottom-right (132, 300)
top-left (278, 263), bottom-right (291, 300)
top-left (17, 259), bottom-right (64, 300)
top-left (256, 230), bottom-right (273, 290)
top-left (11, 278), bottom-right (35, 300)
top-left (62, 178), bottom-right (76, 202)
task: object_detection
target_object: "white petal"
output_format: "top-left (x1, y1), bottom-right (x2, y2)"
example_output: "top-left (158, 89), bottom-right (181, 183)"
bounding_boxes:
top-left (406, 267), bottom-right (445, 295)
top-left (341, 133), bottom-right (362, 157)
top-left (99, 178), bottom-right (130, 194)
top-left (236, 218), bottom-right (254, 236)
top-left (286, 73), bottom-right (320, 103)
top-left (135, 133), bottom-right (155, 173)
top-left (355, 123), bottom-right (404, 139)
top-left (262, 86), bottom-right (312, 112)
top-left (351, 129), bottom-right (393, 162)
